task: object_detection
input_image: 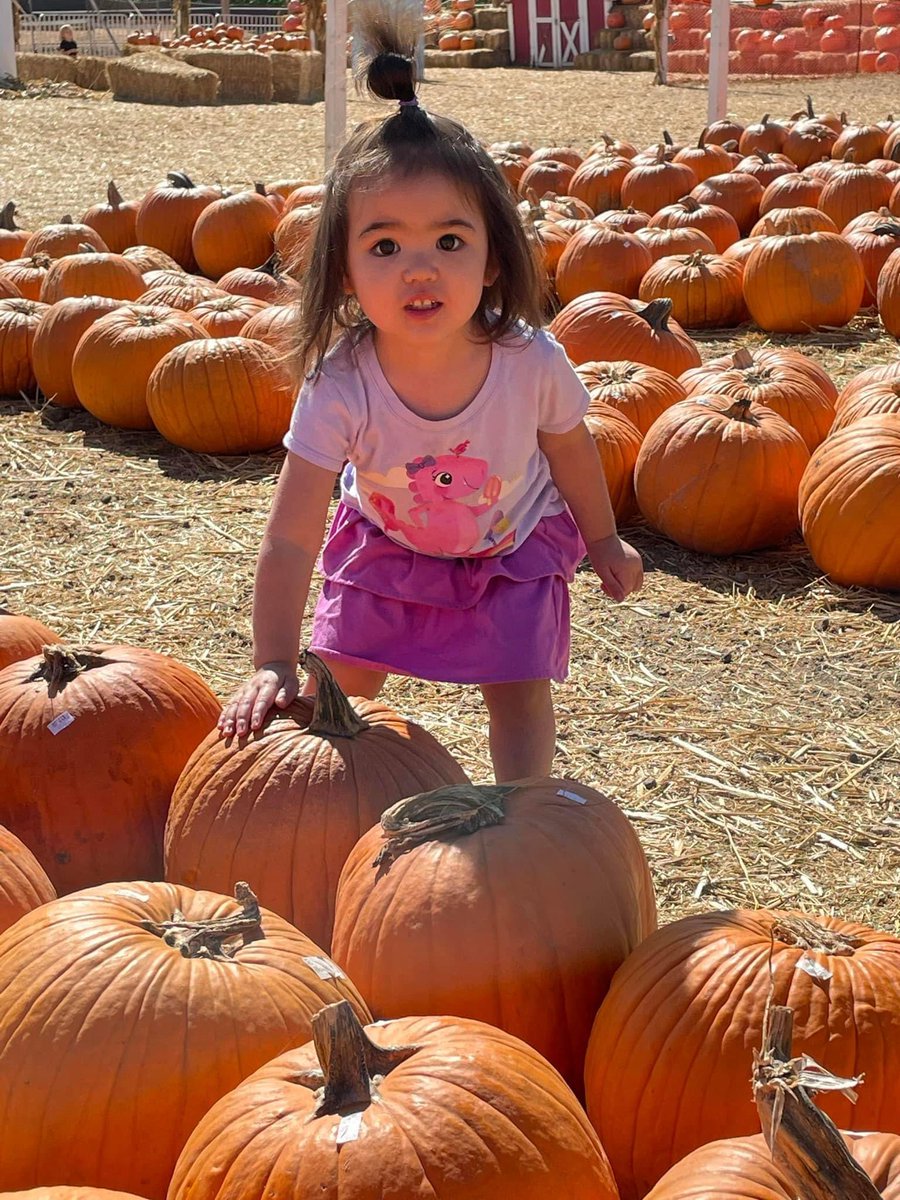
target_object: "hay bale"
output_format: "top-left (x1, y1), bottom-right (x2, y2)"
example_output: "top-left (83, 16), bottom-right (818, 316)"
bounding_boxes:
top-left (483, 29), bottom-right (511, 53)
top-left (474, 6), bottom-right (509, 29)
top-left (270, 50), bottom-right (324, 103)
top-left (456, 47), bottom-right (506, 66)
top-left (73, 56), bottom-right (110, 91)
top-left (172, 48), bottom-right (273, 102)
top-left (15, 53), bottom-right (79, 84)
top-left (423, 49), bottom-right (466, 67)
top-left (106, 52), bottom-right (219, 105)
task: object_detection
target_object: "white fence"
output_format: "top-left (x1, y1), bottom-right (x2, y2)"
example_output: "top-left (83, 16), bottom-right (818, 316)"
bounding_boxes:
top-left (19, 8), bottom-right (284, 55)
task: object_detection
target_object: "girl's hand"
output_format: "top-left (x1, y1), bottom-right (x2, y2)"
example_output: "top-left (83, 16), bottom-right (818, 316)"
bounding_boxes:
top-left (218, 661), bottom-right (300, 739)
top-left (586, 534), bottom-right (644, 602)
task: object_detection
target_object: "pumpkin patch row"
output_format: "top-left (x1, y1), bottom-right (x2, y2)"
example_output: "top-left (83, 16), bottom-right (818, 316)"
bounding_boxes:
top-left (0, 622), bottom-right (899, 1197)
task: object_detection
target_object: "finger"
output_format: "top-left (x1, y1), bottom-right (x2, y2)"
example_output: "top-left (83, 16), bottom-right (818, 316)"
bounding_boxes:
top-left (275, 675), bottom-right (300, 708)
top-left (600, 576), bottom-right (626, 602)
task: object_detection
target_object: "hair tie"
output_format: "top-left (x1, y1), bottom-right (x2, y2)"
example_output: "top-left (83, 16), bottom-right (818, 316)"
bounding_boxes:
top-left (398, 97), bottom-right (420, 108)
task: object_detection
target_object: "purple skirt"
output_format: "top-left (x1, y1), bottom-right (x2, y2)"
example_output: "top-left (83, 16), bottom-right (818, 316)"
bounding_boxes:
top-left (309, 503), bottom-right (586, 684)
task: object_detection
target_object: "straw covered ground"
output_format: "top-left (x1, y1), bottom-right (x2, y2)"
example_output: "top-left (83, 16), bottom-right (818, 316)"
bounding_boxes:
top-left (1, 68), bottom-right (899, 933)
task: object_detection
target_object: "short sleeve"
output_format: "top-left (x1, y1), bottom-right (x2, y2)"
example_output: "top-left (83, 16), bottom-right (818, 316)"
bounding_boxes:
top-left (536, 331), bottom-right (591, 434)
top-left (282, 369), bottom-right (358, 472)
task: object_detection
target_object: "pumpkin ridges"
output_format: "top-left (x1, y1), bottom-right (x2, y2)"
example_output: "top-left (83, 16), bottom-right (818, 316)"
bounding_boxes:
top-left (0, 824), bottom-right (56, 934)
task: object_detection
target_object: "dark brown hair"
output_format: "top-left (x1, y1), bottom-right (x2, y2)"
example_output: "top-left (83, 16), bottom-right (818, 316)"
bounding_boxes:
top-left (294, 45), bottom-right (545, 378)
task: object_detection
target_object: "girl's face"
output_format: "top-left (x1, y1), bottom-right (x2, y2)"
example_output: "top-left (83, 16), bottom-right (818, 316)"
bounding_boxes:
top-left (343, 172), bottom-right (497, 352)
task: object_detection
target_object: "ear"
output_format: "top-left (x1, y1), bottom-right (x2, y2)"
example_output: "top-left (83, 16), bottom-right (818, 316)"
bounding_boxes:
top-left (483, 260), bottom-right (499, 288)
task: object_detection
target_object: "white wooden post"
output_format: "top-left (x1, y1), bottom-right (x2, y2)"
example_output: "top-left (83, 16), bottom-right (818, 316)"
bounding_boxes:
top-left (325, 0), bottom-right (349, 169)
top-left (1, 0), bottom-right (18, 79)
top-left (656, 4), bottom-right (668, 84)
top-left (707, 0), bottom-right (728, 124)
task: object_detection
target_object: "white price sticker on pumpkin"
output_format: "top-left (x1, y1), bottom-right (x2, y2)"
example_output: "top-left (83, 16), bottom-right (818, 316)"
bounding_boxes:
top-left (48, 711), bottom-right (75, 736)
top-left (557, 788), bottom-right (587, 804)
top-left (303, 955), bottom-right (345, 980)
top-left (336, 1111), bottom-right (363, 1144)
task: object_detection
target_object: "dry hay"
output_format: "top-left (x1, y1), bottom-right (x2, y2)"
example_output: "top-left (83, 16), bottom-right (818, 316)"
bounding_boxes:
top-left (14, 52), bottom-right (79, 86)
top-left (269, 50), bottom-right (324, 104)
top-left (0, 67), bottom-right (899, 935)
top-left (171, 48), bottom-right (274, 104)
top-left (106, 52), bottom-right (219, 106)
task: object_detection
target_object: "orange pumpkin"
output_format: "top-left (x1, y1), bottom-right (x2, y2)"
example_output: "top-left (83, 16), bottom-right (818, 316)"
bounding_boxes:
top-left (191, 188), bottom-right (279, 280)
top-left (879, 245), bottom-right (900, 335)
top-left (817, 159), bottom-right (895, 228)
top-left (187, 293), bottom-right (269, 337)
top-left (135, 171), bottom-right (223, 272)
top-left (72, 304), bottom-right (206, 429)
top-left (0, 823), bottom-right (55, 935)
top-left (635, 224), bottom-right (717, 263)
top-left (139, 278), bottom-right (227, 311)
top-left (549, 291), bottom-right (702, 375)
top-left (555, 224), bottom-right (652, 304)
top-left (673, 129), bottom-right (735, 183)
top-left (830, 377), bottom-right (900, 432)
top-left (585, 908), bottom-right (900, 1200)
top-left (39, 246), bottom-right (145, 305)
top-left (690, 171), bottom-right (764, 235)
top-left (121, 244), bottom-right (184, 274)
top-left (273, 203), bottom-right (321, 276)
top-left (637, 251), bottom-right (746, 329)
top-left (577, 358), bottom-right (687, 434)
top-left (738, 113), bottom-right (789, 156)
top-left (518, 159), bottom-right (577, 200)
top-left (742, 228), bottom-right (865, 331)
top-left (32, 295), bottom-right (122, 408)
top-left (217, 261), bottom-right (299, 303)
top-left (332, 779), bottom-right (656, 1094)
top-left (585, 403), bottom-right (643, 522)
top-left (634, 394), bottom-right (809, 553)
top-left (644, 1131), bottom-right (900, 1200)
top-left (0, 297), bottom-right (48, 395)
top-left (0, 254), bottom-right (53, 301)
top-left (81, 181), bottom-right (140, 254)
top-left (23, 217), bottom-right (108, 259)
top-left (0, 644), bottom-right (221, 894)
top-left (567, 154), bottom-right (633, 215)
top-left (165, 653), bottom-right (467, 951)
top-left (168, 1003), bottom-right (619, 1200)
top-left (842, 211), bottom-right (900, 305)
top-left (0, 608), bottom-right (59, 671)
top-left (679, 346), bottom-right (835, 450)
top-left (759, 171), bottom-right (825, 213)
top-left (0, 201), bottom-right (32, 262)
top-left (146, 335), bottom-right (296, 454)
top-left (749, 204), bottom-right (838, 235)
top-left (621, 146), bottom-right (698, 215)
top-left (799, 414), bottom-right (900, 588)
top-left (0, 883), bottom-right (370, 1200)
top-left (241, 301), bottom-right (300, 360)
top-left (646, 194), bottom-right (740, 252)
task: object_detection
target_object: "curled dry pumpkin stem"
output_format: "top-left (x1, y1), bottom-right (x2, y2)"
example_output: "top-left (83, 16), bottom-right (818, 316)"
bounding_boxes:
top-left (299, 649), bottom-right (369, 738)
top-left (0, 201), bottom-right (21, 231)
top-left (107, 180), bottom-right (125, 207)
top-left (772, 914), bottom-right (861, 956)
top-left (167, 170), bottom-right (197, 190)
top-left (31, 644), bottom-right (109, 694)
top-left (636, 296), bottom-right (673, 332)
top-left (375, 783), bottom-right (515, 866)
top-left (311, 1001), bottom-right (421, 1117)
top-left (722, 396), bottom-right (759, 425)
top-left (139, 880), bottom-right (262, 959)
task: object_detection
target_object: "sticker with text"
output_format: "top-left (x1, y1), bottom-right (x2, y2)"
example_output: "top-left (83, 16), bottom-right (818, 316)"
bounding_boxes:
top-left (337, 1111), bottom-right (363, 1144)
top-left (48, 711), bottom-right (75, 736)
top-left (303, 955), bottom-right (346, 980)
top-left (557, 788), bottom-right (587, 804)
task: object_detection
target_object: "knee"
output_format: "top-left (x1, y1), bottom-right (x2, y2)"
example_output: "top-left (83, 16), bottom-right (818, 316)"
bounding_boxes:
top-left (481, 680), bottom-right (553, 720)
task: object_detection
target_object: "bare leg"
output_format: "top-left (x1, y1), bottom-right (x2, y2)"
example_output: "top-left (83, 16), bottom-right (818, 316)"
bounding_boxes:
top-left (302, 654), bottom-right (387, 701)
top-left (479, 679), bottom-right (556, 783)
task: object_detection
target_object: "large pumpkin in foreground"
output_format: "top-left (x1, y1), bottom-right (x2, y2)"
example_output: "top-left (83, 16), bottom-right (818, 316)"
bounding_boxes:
top-left (644, 1131), bottom-right (900, 1200)
top-left (0, 822), bottom-right (55, 934)
top-left (799, 414), bottom-right (900, 589)
top-left (549, 291), bottom-right (701, 375)
top-left (0, 644), bottom-right (220, 893)
top-left (742, 228), bottom-right (865, 332)
top-left (165, 652), bottom-right (468, 951)
top-left (584, 908), bottom-right (900, 1200)
top-left (634, 394), bottom-right (810, 554)
top-left (0, 883), bottom-right (370, 1200)
top-left (169, 1001), bottom-right (619, 1200)
top-left (332, 777), bottom-right (656, 1094)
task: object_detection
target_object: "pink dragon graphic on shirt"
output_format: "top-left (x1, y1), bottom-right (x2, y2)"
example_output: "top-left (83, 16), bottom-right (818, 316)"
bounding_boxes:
top-left (369, 440), bottom-right (514, 557)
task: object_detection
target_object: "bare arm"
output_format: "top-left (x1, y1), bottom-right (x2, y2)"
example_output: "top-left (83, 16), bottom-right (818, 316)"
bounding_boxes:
top-left (219, 452), bottom-right (338, 736)
top-left (539, 421), bottom-right (644, 601)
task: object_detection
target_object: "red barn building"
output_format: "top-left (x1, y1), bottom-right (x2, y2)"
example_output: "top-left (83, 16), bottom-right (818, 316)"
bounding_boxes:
top-left (507, 0), bottom-right (609, 65)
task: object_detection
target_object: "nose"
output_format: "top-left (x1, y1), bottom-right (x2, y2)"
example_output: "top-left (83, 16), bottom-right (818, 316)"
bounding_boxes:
top-left (401, 253), bottom-right (438, 283)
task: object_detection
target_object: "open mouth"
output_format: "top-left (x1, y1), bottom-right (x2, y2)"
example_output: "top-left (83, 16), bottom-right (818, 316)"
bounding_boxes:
top-left (405, 300), bottom-right (442, 312)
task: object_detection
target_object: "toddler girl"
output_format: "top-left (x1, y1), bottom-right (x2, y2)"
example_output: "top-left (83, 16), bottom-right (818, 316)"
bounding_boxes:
top-left (219, 1), bottom-right (643, 780)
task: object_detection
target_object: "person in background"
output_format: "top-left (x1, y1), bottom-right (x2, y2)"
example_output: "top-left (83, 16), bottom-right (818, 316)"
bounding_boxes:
top-left (58, 25), bottom-right (78, 56)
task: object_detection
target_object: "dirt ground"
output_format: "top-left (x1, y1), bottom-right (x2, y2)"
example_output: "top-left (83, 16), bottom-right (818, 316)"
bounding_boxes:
top-left (1, 68), bottom-right (899, 934)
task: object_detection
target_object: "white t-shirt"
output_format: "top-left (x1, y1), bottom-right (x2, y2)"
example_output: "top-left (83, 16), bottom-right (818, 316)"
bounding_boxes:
top-left (283, 325), bottom-right (589, 559)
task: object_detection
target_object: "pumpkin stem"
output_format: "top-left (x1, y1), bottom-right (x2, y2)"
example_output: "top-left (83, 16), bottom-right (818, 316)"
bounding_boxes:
top-left (697, 127), bottom-right (708, 149)
top-left (663, 129), bottom-right (674, 146)
top-left (872, 222), bottom-right (900, 239)
top-left (752, 1005), bottom-right (879, 1200)
top-left (732, 347), bottom-right (755, 370)
top-left (77, 243), bottom-right (100, 254)
top-left (107, 180), bottom-right (124, 208)
top-left (300, 650), bottom-right (369, 738)
top-left (60, 214), bottom-right (74, 224)
top-left (679, 195), bottom-right (700, 212)
top-left (166, 170), bottom-right (197, 190)
top-left (31, 644), bottom-right (108, 694)
top-left (723, 396), bottom-right (758, 423)
top-left (890, 143), bottom-right (900, 164)
top-left (761, 113), bottom-right (770, 127)
top-left (0, 201), bottom-right (20, 231)
top-left (312, 1001), bottom-right (420, 1117)
top-left (683, 250), bottom-right (709, 267)
top-left (139, 881), bottom-right (263, 959)
top-left (771, 915), bottom-right (861, 956)
top-left (376, 783), bottom-right (514, 866)
top-left (635, 296), bottom-right (673, 332)
top-left (805, 95), bottom-right (816, 119)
